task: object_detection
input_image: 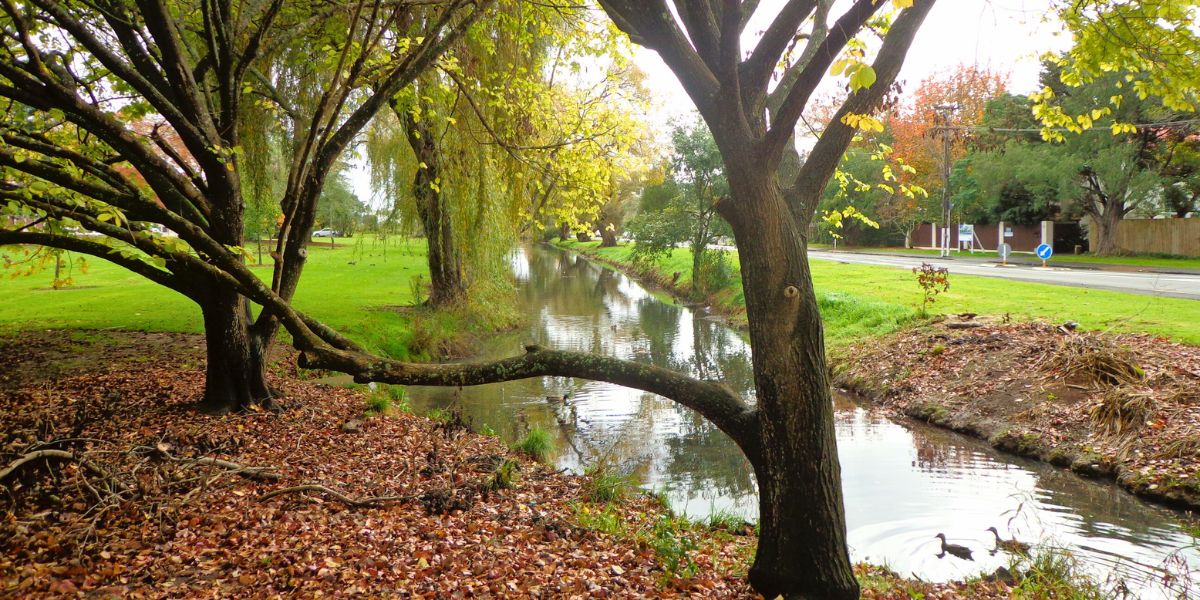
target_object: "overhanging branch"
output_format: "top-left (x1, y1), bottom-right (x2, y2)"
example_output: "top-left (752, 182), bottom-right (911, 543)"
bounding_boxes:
top-left (301, 344), bottom-right (760, 453)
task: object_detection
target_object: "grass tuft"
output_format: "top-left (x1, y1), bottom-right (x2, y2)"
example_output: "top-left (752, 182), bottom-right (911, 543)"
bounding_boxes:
top-left (1009, 546), bottom-right (1106, 599)
top-left (582, 463), bottom-right (636, 503)
top-left (513, 427), bottom-right (553, 462)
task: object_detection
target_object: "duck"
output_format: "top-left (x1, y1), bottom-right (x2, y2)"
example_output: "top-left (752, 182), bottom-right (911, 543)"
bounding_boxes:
top-left (545, 391), bottom-right (572, 403)
top-left (986, 527), bottom-right (1031, 555)
top-left (934, 533), bottom-right (974, 561)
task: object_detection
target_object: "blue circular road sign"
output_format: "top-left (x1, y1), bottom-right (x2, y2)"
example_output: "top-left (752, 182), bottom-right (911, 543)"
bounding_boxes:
top-left (1036, 243), bottom-right (1053, 260)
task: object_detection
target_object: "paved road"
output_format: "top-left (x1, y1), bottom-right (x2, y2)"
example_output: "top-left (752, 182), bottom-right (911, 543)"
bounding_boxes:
top-left (808, 251), bottom-right (1200, 300)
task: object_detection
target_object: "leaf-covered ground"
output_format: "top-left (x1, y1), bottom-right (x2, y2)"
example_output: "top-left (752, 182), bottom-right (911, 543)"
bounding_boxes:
top-left (836, 319), bottom-right (1200, 510)
top-left (1, 330), bottom-right (1014, 598)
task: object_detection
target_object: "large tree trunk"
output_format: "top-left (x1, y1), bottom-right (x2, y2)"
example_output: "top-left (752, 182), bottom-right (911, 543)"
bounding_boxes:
top-left (720, 176), bottom-right (857, 599)
top-left (1090, 208), bottom-right (1124, 256)
top-left (402, 107), bottom-right (466, 307)
top-left (197, 286), bottom-right (273, 414)
top-left (599, 227), bottom-right (618, 247)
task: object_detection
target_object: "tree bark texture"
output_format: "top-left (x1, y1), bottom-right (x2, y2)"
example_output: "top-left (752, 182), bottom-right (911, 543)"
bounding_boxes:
top-left (198, 286), bottom-right (273, 414)
top-left (718, 173), bottom-right (857, 600)
top-left (599, 227), bottom-right (618, 247)
top-left (1090, 207), bottom-right (1124, 256)
top-left (402, 109), bottom-right (466, 307)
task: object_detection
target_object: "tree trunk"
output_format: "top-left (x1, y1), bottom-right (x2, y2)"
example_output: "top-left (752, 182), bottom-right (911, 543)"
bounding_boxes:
top-left (690, 241), bottom-right (706, 298)
top-left (1090, 208), bottom-right (1123, 256)
top-left (599, 227), bottom-right (618, 247)
top-left (197, 286), bottom-right (273, 415)
top-left (575, 231), bottom-right (592, 243)
top-left (402, 107), bottom-right (466, 307)
top-left (719, 175), bottom-right (857, 600)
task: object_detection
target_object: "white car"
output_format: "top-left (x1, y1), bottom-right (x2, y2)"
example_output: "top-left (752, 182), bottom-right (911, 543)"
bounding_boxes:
top-left (312, 228), bottom-right (339, 238)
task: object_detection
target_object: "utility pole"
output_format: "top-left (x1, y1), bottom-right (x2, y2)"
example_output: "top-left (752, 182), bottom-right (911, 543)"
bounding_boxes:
top-left (934, 104), bottom-right (960, 257)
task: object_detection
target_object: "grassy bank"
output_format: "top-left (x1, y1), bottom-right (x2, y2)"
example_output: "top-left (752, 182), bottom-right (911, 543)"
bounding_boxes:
top-left (554, 240), bottom-right (1200, 347)
top-left (0, 237), bottom-right (520, 361)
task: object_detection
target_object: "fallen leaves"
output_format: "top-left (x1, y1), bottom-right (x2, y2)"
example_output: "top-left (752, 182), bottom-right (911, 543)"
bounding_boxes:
top-left (0, 331), bottom-right (762, 598)
top-left (1, 330), bottom-right (1028, 598)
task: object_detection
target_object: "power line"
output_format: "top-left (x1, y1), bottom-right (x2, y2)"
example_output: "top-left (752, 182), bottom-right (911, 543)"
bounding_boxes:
top-left (936, 118), bottom-right (1200, 134)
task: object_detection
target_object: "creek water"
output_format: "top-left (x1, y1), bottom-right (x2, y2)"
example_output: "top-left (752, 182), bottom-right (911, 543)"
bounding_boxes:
top-left (396, 245), bottom-right (1198, 596)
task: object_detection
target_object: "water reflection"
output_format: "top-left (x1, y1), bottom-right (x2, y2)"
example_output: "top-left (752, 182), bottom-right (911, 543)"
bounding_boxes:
top-left (403, 246), bottom-right (1198, 596)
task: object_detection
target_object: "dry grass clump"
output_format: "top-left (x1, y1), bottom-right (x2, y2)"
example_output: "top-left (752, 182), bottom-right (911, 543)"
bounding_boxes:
top-left (1160, 436), bottom-right (1200, 459)
top-left (1045, 333), bottom-right (1145, 387)
top-left (1088, 386), bottom-right (1154, 436)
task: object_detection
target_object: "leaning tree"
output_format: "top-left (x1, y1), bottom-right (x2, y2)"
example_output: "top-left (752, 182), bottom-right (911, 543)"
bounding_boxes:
top-left (0, 0), bottom-right (491, 412)
top-left (308, 1), bottom-right (937, 597)
top-left (4, 1), bottom-right (935, 597)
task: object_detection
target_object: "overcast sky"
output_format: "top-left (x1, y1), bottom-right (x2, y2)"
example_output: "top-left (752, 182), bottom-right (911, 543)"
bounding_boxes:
top-left (634, 0), bottom-right (1069, 123)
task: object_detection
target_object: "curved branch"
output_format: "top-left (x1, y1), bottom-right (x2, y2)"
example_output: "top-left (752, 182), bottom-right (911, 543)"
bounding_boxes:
top-left (300, 345), bottom-right (760, 454)
top-left (596, 0), bottom-right (720, 114)
top-left (0, 229), bottom-right (186, 295)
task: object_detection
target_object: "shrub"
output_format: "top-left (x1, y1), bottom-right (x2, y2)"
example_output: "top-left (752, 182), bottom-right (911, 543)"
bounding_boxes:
top-left (911, 262), bottom-right (950, 317)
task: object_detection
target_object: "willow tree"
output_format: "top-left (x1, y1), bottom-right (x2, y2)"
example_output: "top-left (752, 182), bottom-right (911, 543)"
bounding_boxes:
top-left (368, 1), bottom-right (650, 307)
top-left (0, 0), bottom-right (490, 412)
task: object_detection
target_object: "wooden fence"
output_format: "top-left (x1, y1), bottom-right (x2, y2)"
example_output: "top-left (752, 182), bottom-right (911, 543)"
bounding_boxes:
top-left (1087, 218), bottom-right (1200, 257)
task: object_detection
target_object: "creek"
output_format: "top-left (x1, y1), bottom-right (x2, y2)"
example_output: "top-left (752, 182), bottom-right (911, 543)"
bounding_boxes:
top-left (399, 245), bottom-right (1198, 595)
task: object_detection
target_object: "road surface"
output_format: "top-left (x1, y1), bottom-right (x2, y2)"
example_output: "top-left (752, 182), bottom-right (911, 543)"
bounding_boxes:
top-left (807, 251), bottom-right (1200, 300)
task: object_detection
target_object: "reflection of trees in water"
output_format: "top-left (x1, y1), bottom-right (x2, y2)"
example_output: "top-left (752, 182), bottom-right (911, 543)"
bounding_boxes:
top-left (662, 403), bottom-right (757, 498)
top-left (1033, 463), bottom-right (1195, 546)
top-left (636, 298), bottom-right (682, 366)
top-left (688, 316), bottom-right (755, 396)
top-left (530, 252), bottom-right (610, 318)
top-left (906, 419), bottom-right (1031, 474)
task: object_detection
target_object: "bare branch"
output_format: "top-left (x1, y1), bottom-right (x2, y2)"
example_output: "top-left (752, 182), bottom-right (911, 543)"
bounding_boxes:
top-left (791, 1), bottom-right (936, 225)
top-left (596, 0), bottom-right (720, 114)
top-left (260, 484), bottom-right (418, 507)
top-left (740, 0), bottom-right (817, 100)
top-left (763, 0), bottom-right (884, 155)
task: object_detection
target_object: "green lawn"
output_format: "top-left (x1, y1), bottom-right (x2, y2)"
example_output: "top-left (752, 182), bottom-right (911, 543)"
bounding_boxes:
top-left (5, 237), bottom-right (1196, 357)
top-left (0, 237), bottom-right (515, 360)
top-left (556, 240), bottom-right (1200, 346)
top-left (826, 246), bottom-right (1200, 270)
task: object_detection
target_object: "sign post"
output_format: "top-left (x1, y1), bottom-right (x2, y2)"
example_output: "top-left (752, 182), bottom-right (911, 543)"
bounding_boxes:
top-left (998, 243), bottom-right (1011, 266)
top-left (957, 224), bottom-right (975, 252)
top-left (1036, 243), bottom-right (1053, 267)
